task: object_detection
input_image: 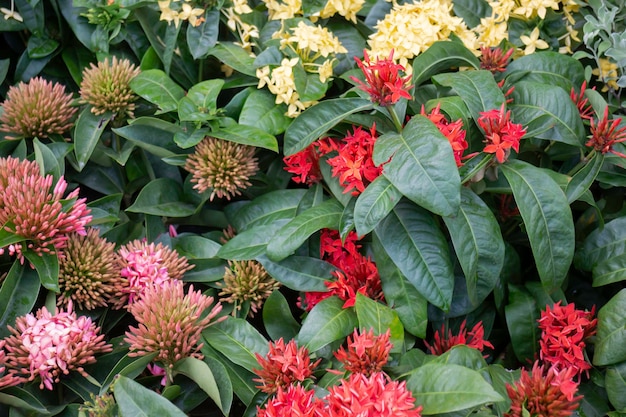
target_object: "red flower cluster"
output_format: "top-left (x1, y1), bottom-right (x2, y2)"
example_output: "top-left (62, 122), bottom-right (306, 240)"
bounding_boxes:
top-left (283, 142), bottom-right (325, 185)
top-left (586, 106), bottom-right (626, 158)
top-left (301, 229), bottom-right (384, 310)
top-left (478, 104), bottom-right (526, 163)
top-left (505, 361), bottom-right (582, 417)
top-left (253, 338), bottom-right (321, 394)
top-left (351, 50), bottom-right (412, 106)
top-left (479, 46), bottom-right (514, 74)
top-left (424, 320), bottom-right (493, 356)
top-left (257, 384), bottom-right (324, 417)
top-left (420, 104), bottom-right (469, 167)
top-left (537, 302), bottom-right (597, 378)
top-left (334, 328), bottom-right (392, 376)
top-left (570, 81), bottom-right (595, 121)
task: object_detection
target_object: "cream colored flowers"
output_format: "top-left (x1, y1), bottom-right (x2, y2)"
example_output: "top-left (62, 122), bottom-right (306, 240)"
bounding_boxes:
top-left (158, 0), bottom-right (205, 27)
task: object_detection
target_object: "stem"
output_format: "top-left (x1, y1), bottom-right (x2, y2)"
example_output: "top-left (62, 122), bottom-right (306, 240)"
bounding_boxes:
top-left (460, 154), bottom-right (494, 185)
top-left (386, 105), bottom-right (404, 132)
top-left (566, 149), bottom-right (596, 177)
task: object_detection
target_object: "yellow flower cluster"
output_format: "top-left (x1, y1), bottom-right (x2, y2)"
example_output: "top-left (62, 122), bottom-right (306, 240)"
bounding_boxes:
top-left (257, 58), bottom-right (317, 117)
top-left (263, 0), bottom-right (302, 20)
top-left (158, 0), bottom-right (205, 27)
top-left (368, 0), bottom-right (478, 68)
top-left (592, 58), bottom-right (620, 92)
top-left (223, 0), bottom-right (259, 55)
top-left (283, 21), bottom-right (348, 59)
top-left (319, 0), bottom-right (365, 23)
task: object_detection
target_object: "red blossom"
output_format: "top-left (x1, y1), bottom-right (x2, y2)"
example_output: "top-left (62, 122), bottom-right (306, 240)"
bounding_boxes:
top-left (586, 106), bottom-right (626, 158)
top-left (424, 320), bottom-right (494, 356)
top-left (283, 143), bottom-right (324, 185)
top-left (420, 104), bottom-right (470, 167)
top-left (538, 301), bottom-right (597, 378)
top-left (257, 384), bottom-right (323, 417)
top-left (478, 104), bottom-right (526, 163)
top-left (570, 81), bottom-right (595, 121)
top-left (505, 361), bottom-right (582, 417)
top-left (480, 46), bottom-right (514, 73)
top-left (253, 338), bottom-right (321, 394)
top-left (351, 50), bottom-right (413, 106)
top-left (334, 328), bottom-right (392, 376)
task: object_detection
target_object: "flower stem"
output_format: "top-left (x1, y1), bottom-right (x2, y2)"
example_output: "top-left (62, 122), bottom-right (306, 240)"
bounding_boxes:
top-left (566, 149), bottom-right (596, 177)
top-left (386, 105), bottom-right (404, 132)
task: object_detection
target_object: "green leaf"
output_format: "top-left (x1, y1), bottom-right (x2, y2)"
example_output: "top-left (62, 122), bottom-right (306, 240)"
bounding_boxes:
top-left (433, 70), bottom-right (505, 119)
top-left (266, 199), bottom-right (343, 261)
top-left (74, 107), bottom-right (112, 171)
top-left (24, 250), bottom-right (59, 292)
top-left (510, 81), bottom-right (585, 147)
top-left (293, 64), bottom-right (328, 102)
top-left (258, 255), bottom-right (335, 291)
top-left (203, 316), bottom-right (268, 372)
top-left (0, 262), bottom-right (40, 338)
top-left (378, 115), bottom-right (461, 216)
top-left (442, 187), bottom-right (504, 305)
top-left (0, 387), bottom-right (48, 413)
top-left (172, 235), bottom-right (221, 260)
top-left (174, 357), bottom-right (225, 413)
top-left (100, 352), bottom-right (158, 395)
top-left (354, 293), bottom-right (404, 352)
top-left (239, 89), bottom-right (291, 136)
top-left (576, 217), bottom-right (626, 271)
top-left (283, 98), bottom-right (373, 156)
top-left (505, 285), bottom-right (538, 363)
top-left (201, 344), bottom-right (257, 406)
top-left (297, 296), bottom-right (357, 352)
top-left (210, 124), bottom-right (278, 152)
top-left (33, 138), bottom-right (61, 180)
top-left (593, 256), bottom-right (626, 286)
top-left (606, 362), bottom-right (626, 412)
top-left (500, 160), bottom-right (574, 290)
top-left (114, 375), bottom-right (187, 417)
top-left (217, 223), bottom-right (284, 260)
top-left (412, 40), bottom-right (481, 87)
top-left (594, 289), bottom-right (626, 366)
top-left (452, 0), bottom-right (491, 27)
top-left (432, 345), bottom-right (489, 371)
top-left (127, 178), bottom-right (196, 217)
top-left (226, 189), bottom-right (307, 231)
top-left (262, 290), bottom-right (301, 341)
top-left (566, 153), bottom-right (604, 203)
top-left (178, 79), bottom-right (224, 122)
top-left (302, 0), bottom-right (326, 16)
top-left (504, 51), bottom-right (585, 92)
top-left (373, 236), bottom-right (428, 338)
top-left (186, 9), bottom-right (219, 59)
top-left (354, 175), bottom-right (402, 236)
top-left (130, 69), bottom-right (186, 114)
top-left (208, 42), bottom-right (257, 77)
top-left (374, 200), bottom-right (454, 310)
top-left (113, 117), bottom-right (183, 158)
top-left (0, 228), bottom-right (24, 250)
top-left (406, 363), bottom-right (503, 414)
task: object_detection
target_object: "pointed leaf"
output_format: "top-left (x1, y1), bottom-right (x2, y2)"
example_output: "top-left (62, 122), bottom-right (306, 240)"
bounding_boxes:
top-left (174, 357), bottom-right (224, 412)
top-left (0, 387), bottom-right (48, 413)
top-left (0, 229), bottom-right (23, 249)
top-left (354, 293), bottom-right (404, 352)
top-left (500, 160), bottom-right (575, 290)
top-left (442, 187), bottom-right (504, 305)
top-left (100, 352), bottom-right (158, 395)
top-left (283, 98), bottom-right (373, 156)
top-left (210, 124), bottom-right (278, 152)
top-left (73, 107), bottom-right (112, 171)
top-left (374, 200), bottom-right (454, 310)
top-left (505, 285), bottom-right (538, 363)
top-left (412, 40), bottom-right (480, 86)
top-left (208, 42), bottom-right (256, 77)
top-left (130, 69), bottom-right (186, 114)
top-left (263, 290), bottom-right (301, 341)
top-left (432, 70), bottom-right (505, 118)
top-left (576, 217), bottom-right (626, 271)
top-left (379, 115), bottom-right (461, 216)
top-left (354, 175), bottom-right (402, 236)
top-left (266, 199), bottom-right (343, 261)
top-left (566, 153), bottom-right (604, 203)
top-left (594, 289), bottom-right (626, 366)
top-left (126, 178), bottom-right (196, 217)
top-left (504, 51), bottom-right (585, 92)
top-left (186, 9), bottom-right (219, 59)
top-left (239, 89), bottom-right (291, 136)
top-left (0, 262), bottom-right (40, 338)
top-left (606, 362), bottom-right (626, 412)
top-left (225, 189), bottom-right (307, 231)
top-left (114, 375), bottom-right (187, 417)
top-left (297, 296), bottom-right (357, 352)
top-left (258, 255), bottom-right (335, 291)
top-left (217, 223), bottom-right (285, 260)
top-left (24, 250), bottom-right (59, 292)
top-left (113, 117), bottom-right (183, 158)
top-left (593, 256), bottom-right (626, 286)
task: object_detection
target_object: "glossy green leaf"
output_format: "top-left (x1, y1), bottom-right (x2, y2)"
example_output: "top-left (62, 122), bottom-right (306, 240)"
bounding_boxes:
top-left (297, 296), bottom-right (357, 352)
top-left (114, 375), bottom-right (187, 417)
top-left (375, 200), bottom-right (454, 311)
top-left (576, 217), bottom-right (626, 271)
top-left (406, 363), bottom-right (503, 414)
top-left (258, 255), bottom-right (335, 291)
top-left (412, 40), bottom-right (481, 87)
top-left (354, 175), bottom-right (402, 236)
top-left (373, 235), bottom-right (428, 338)
top-left (130, 69), bottom-right (186, 114)
top-left (606, 362), bottom-right (626, 412)
top-left (203, 356), bottom-right (234, 414)
top-left (0, 262), bottom-right (40, 338)
top-left (293, 65), bottom-right (328, 102)
top-left (432, 345), bottom-right (489, 372)
top-left (263, 290), bottom-right (301, 341)
top-left (172, 235), bottom-right (221, 260)
top-left (186, 9), bottom-right (219, 59)
top-left (100, 352), bottom-right (158, 395)
top-left (432, 70), bottom-right (505, 118)
top-left (201, 344), bottom-right (258, 406)
top-left (0, 387), bottom-right (48, 413)
top-left (178, 79), bottom-right (224, 122)
top-left (593, 255), bottom-right (626, 286)
top-left (487, 364), bottom-right (517, 415)
top-left (354, 293), bottom-right (404, 352)
top-left (504, 51), bottom-right (585, 92)
top-left (113, 117), bottom-right (182, 158)
top-left (566, 153), bottom-right (604, 203)
top-left (302, 0), bottom-right (326, 16)
top-left (217, 223), bottom-right (284, 260)
top-left (594, 289), bottom-right (626, 366)
top-left (24, 250), bottom-right (59, 292)
top-left (283, 98), bottom-right (373, 156)
top-left (378, 115), bottom-right (461, 216)
top-left (500, 160), bottom-right (574, 290)
top-left (127, 178), bottom-right (196, 217)
top-left (505, 285), bottom-right (538, 363)
top-left (225, 189), bottom-right (307, 231)
top-left (266, 199), bottom-right (343, 261)
top-left (33, 138), bottom-right (61, 180)
top-left (0, 229), bottom-right (24, 250)
top-left (174, 357), bottom-right (225, 413)
top-left (210, 124), bottom-right (278, 152)
top-left (239, 89), bottom-right (291, 136)
top-left (443, 187), bottom-right (504, 305)
top-left (452, 0), bottom-right (491, 27)
top-left (208, 42), bottom-right (257, 77)
top-left (74, 107), bottom-right (112, 171)
top-left (203, 316), bottom-right (269, 372)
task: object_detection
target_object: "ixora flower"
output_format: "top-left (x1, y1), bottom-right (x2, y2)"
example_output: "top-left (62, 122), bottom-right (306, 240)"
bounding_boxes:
top-left (537, 301), bottom-right (597, 378)
top-left (478, 103), bottom-right (527, 163)
top-left (351, 50), bottom-right (412, 107)
top-left (184, 136), bottom-right (259, 201)
top-left (570, 81), bottom-right (595, 121)
top-left (79, 56), bottom-right (141, 118)
top-left (124, 280), bottom-right (223, 380)
top-left (2, 302), bottom-right (112, 390)
top-left (505, 362), bottom-right (582, 417)
top-left (424, 320), bottom-right (494, 356)
top-left (321, 372), bottom-right (423, 417)
top-left (421, 104), bottom-right (469, 167)
top-left (0, 77), bottom-right (76, 140)
top-left (0, 340), bottom-right (22, 389)
top-left (253, 338), bottom-right (321, 394)
top-left (585, 106), bottom-right (626, 158)
top-left (479, 46), bottom-right (514, 73)
top-left (283, 141), bottom-right (325, 185)
top-left (257, 384), bottom-right (323, 417)
top-left (58, 229), bottom-right (119, 311)
top-left (218, 259), bottom-right (281, 316)
top-left (0, 157), bottom-right (92, 264)
top-left (334, 328), bottom-right (392, 376)
top-left (112, 240), bottom-right (193, 308)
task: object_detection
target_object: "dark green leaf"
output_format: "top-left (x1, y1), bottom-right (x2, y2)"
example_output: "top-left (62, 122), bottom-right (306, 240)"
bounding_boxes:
top-left (293, 65), bottom-right (328, 102)
top-left (0, 387), bottom-right (48, 413)
top-left (172, 235), bottom-right (222, 260)
top-left (217, 223), bottom-right (285, 260)
top-left (33, 138), bottom-right (61, 180)
top-left (452, 0), bottom-right (492, 27)
top-left (114, 375), bottom-right (187, 417)
top-left (262, 290), bottom-right (300, 341)
top-left (130, 69), bottom-right (186, 114)
top-left (186, 9), bottom-right (220, 59)
top-left (27, 35), bottom-right (58, 58)
top-left (210, 124), bottom-right (278, 152)
top-left (174, 357), bottom-right (225, 413)
top-left (354, 175), bottom-right (402, 236)
top-left (593, 256), bottom-right (626, 286)
top-left (208, 42), bottom-right (257, 77)
top-left (74, 107), bottom-right (112, 171)
top-left (0, 228), bottom-right (24, 250)
top-left (375, 200), bottom-right (454, 310)
top-left (566, 153), bottom-right (604, 203)
top-left (126, 178), bottom-right (196, 217)
top-left (576, 217), bottom-right (626, 271)
top-left (100, 352), bottom-right (158, 395)
top-left (504, 52), bottom-right (585, 92)
top-left (0, 262), bottom-right (40, 338)
top-left (433, 70), bottom-right (505, 119)
top-left (355, 293), bottom-right (404, 352)
top-left (24, 250), bottom-right (59, 292)
top-left (412, 40), bottom-right (481, 87)
top-left (302, 0), bottom-right (326, 16)
top-left (505, 285), bottom-right (538, 363)
top-left (113, 117), bottom-right (183, 158)
top-left (226, 189), bottom-right (307, 231)
top-left (239, 89), bottom-right (292, 136)
top-left (606, 362), bottom-right (626, 412)
top-left (594, 289), bottom-right (626, 366)
top-left (258, 255), bottom-right (335, 291)
top-left (297, 296), bottom-right (357, 352)
top-left (201, 344), bottom-right (257, 406)
top-left (203, 317), bottom-right (268, 372)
